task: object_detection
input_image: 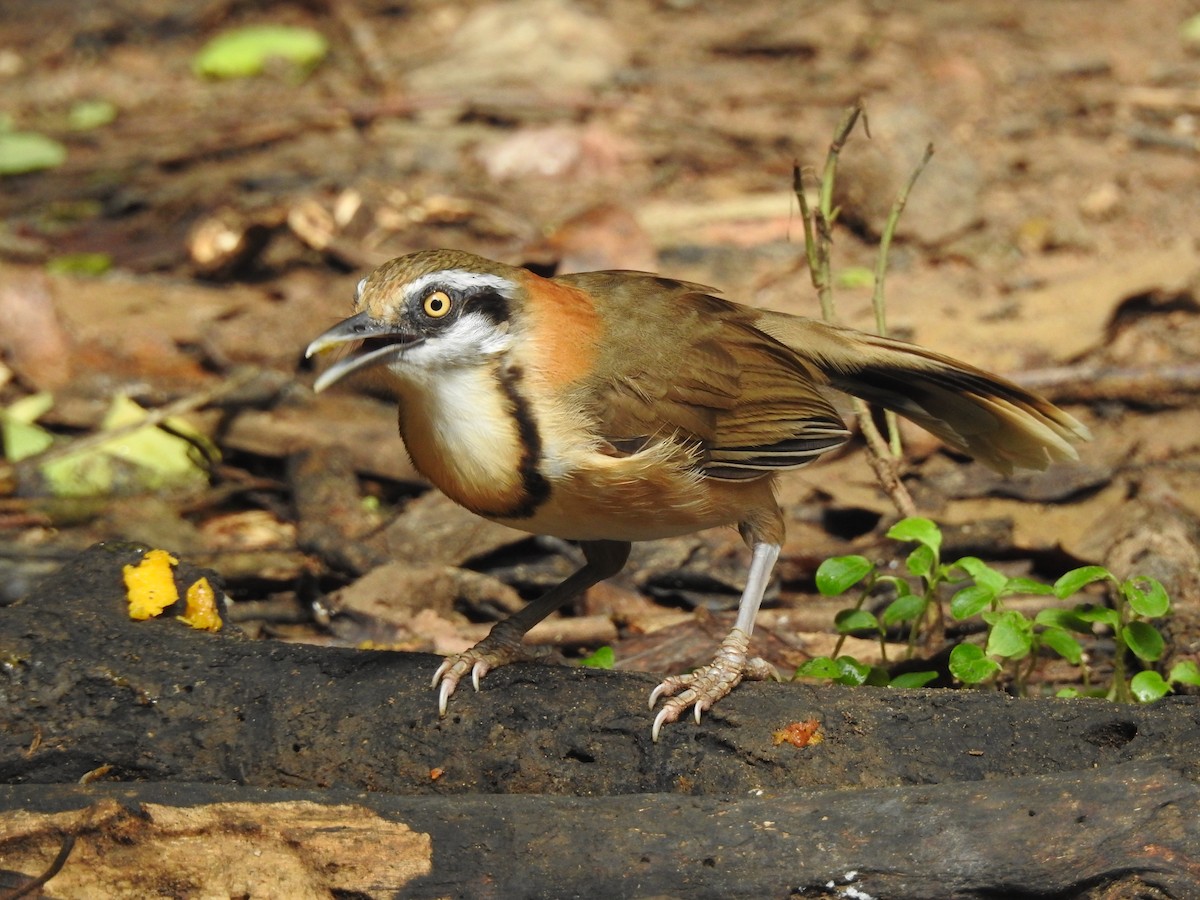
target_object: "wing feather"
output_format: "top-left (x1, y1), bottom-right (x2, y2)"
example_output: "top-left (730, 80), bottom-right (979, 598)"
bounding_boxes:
top-left (553, 274), bottom-right (851, 480)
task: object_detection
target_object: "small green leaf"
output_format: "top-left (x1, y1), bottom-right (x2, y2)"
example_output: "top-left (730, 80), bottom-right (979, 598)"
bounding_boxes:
top-left (833, 656), bottom-right (872, 686)
top-left (1003, 577), bottom-right (1056, 596)
top-left (887, 517), bottom-right (942, 553)
top-left (193, 25), bottom-right (329, 79)
top-left (1181, 12), bottom-right (1200, 49)
top-left (1056, 686), bottom-right (1081, 698)
top-left (881, 592), bottom-right (925, 626)
top-left (0, 131), bottom-right (68, 176)
top-left (102, 395), bottom-right (214, 478)
top-left (46, 252), bottom-right (112, 276)
top-left (4, 393), bottom-right (55, 425)
top-left (834, 266), bottom-right (875, 289)
top-left (1, 392), bottom-right (56, 461)
top-left (951, 556), bottom-right (1008, 594)
top-left (796, 657), bottom-right (841, 679)
top-left (2, 419), bottom-right (53, 461)
top-left (834, 608), bottom-right (879, 634)
top-left (984, 609), bottom-right (1033, 659)
top-left (1168, 660), bottom-right (1200, 687)
top-left (949, 643), bottom-right (1000, 684)
top-left (1073, 603), bottom-right (1120, 629)
top-left (1130, 670), bottom-right (1170, 703)
top-left (889, 671), bottom-right (938, 689)
top-left (1039, 626), bottom-right (1083, 664)
top-left (579, 646), bottom-right (614, 669)
top-left (950, 584), bottom-right (995, 620)
top-left (1122, 621), bottom-right (1165, 662)
top-left (2, 420), bottom-right (54, 464)
top-left (1053, 566), bottom-right (1112, 598)
top-left (815, 555), bottom-right (874, 596)
top-left (863, 665), bottom-right (891, 687)
top-left (1034, 607), bottom-right (1092, 633)
top-left (41, 447), bottom-right (114, 495)
top-left (67, 99), bottom-right (118, 131)
top-left (905, 544), bottom-right (935, 578)
top-left (1122, 577), bottom-right (1170, 618)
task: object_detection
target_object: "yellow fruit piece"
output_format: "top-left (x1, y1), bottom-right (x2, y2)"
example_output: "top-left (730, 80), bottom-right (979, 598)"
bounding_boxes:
top-left (123, 549), bottom-right (179, 620)
top-left (179, 577), bottom-right (223, 632)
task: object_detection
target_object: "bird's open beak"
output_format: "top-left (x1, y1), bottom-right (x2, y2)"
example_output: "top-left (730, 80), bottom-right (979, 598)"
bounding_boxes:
top-left (305, 311), bottom-right (424, 393)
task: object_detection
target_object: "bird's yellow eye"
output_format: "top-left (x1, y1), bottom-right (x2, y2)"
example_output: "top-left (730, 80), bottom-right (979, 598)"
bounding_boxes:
top-left (423, 290), bottom-right (452, 318)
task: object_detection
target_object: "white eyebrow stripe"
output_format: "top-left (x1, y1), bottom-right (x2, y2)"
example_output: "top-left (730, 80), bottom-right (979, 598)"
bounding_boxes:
top-left (354, 277), bottom-right (368, 301)
top-left (404, 269), bottom-right (518, 303)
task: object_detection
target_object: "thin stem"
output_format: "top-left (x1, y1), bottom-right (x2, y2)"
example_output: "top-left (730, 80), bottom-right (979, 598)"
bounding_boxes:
top-left (872, 142), bottom-right (934, 458)
top-left (795, 101), bottom-right (916, 519)
top-left (1018, 651), bottom-right (1040, 699)
top-left (831, 582), bottom-right (873, 658)
top-left (855, 402), bottom-right (917, 517)
top-left (905, 593), bottom-right (928, 659)
top-left (814, 102), bottom-right (864, 319)
top-left (1110, 586), bottom-right (1131, 702)
top-left (872, 142), bottom-right (933, 333)
top-left (793, 162), bottom-right (819, 284)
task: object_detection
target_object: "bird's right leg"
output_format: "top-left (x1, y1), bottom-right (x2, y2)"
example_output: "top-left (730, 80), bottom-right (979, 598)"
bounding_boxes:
top-left (433, 539), bottom-right (631, 714)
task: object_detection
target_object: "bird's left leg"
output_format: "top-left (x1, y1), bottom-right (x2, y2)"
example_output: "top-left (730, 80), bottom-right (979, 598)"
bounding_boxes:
top-left (434, 539), bottom-right (631, 714)
top-left (649, 536), bottom-right (781, 741)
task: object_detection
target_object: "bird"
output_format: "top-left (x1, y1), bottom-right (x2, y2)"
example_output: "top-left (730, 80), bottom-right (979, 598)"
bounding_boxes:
top-left (305, 249), bottom-right (1090, 740)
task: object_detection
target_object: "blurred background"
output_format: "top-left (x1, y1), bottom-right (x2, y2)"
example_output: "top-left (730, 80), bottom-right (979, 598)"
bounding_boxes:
top-left (1, 0), bottom-right (1198, 685)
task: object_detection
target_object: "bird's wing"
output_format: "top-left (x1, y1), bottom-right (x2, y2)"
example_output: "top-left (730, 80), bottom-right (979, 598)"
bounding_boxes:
top-left (555, 275), bottom-right (850, 480)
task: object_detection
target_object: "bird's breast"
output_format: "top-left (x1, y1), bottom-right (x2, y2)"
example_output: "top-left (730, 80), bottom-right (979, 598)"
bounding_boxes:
top-left (397, 365), bottom-right (549, 520)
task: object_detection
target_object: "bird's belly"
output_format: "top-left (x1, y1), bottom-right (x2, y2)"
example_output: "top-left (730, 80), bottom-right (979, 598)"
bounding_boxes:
top-left (496, 492), bottom-right (711, 542)
top-left (493, 450), bottom-right (777, 542)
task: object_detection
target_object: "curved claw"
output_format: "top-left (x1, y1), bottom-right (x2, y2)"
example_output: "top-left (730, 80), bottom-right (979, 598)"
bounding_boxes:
top-left (432, 656), bottom-right (482, 717)
top-left (647, 629), bottom-right (779, 741)
top-left (651, 705), bottom-right (673, 743)
top-left (432, 658), bottom-right (453, 689)
top-left (647, 681), bottom-right (669, 709)
top-left (430, 632), bottom-right (553, 717)
top-left (471, 660), bottom-right (489, 692)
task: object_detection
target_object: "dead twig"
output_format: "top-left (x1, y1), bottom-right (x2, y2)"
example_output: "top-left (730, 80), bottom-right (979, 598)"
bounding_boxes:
top-left (795, 101), bottom-right (918, 518)
top-left (873, 142), bottom-right (934, 459)
top-left (1013, 362), bottom-right (1200, 406)
top-left (1120, 85), bottom-right (1200, 113)
top-left (0, 834), bottom-right (76, 900)
top-left (1124, 125), bottom-right (1200, 154)
top-left (325, 0), bottom-right (392, 88)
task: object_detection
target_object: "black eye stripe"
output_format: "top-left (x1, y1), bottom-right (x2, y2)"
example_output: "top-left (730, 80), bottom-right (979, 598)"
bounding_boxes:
top-left (464, 289), bottom-right (510, 326)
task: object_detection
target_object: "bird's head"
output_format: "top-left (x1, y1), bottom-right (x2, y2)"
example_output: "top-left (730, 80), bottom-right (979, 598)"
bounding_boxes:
top-left (305, 250), bottom-right (522, 392)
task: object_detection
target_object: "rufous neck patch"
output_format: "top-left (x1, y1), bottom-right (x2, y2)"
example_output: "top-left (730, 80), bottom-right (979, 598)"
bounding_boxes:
top-left (519, 274), bottom-right (599, 387)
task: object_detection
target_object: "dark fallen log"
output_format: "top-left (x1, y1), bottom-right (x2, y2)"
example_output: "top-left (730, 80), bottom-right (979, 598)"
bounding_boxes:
top-left (3, 543), bottom-right (1198, 794)
top-left (1, 763), bottom-right (1197, 900)
top-left (1, 544), bottom-right (1198, 897)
